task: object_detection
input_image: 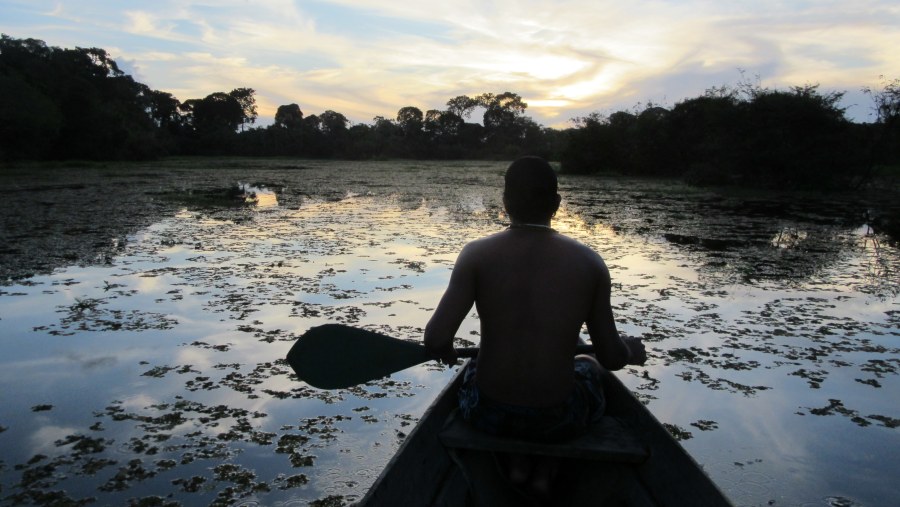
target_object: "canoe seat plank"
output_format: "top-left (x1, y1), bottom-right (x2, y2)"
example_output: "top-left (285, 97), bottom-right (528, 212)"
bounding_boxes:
top-left (439, 410), bottom-right (649, 464)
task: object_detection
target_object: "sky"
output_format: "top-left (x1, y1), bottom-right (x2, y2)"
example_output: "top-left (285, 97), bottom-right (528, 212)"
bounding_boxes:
top-left (1, 0), bottom-right (898, 128)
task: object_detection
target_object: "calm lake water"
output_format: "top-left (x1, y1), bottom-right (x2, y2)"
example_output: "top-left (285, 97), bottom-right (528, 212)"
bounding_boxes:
top-left (1, 159), bottom-right (898, 506)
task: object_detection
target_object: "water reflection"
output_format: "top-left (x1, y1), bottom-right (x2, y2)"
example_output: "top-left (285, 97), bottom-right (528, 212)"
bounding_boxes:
top-left (0, 160), bottom-right (898, 506)
top-left (240, 183), bottom-right (279, 208)
top-left (770, 228), bottom-right (808, 249)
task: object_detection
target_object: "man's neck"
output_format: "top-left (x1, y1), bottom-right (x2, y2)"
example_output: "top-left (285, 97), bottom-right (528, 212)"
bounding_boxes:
top-left (509, 221), bottom-right (555, 231)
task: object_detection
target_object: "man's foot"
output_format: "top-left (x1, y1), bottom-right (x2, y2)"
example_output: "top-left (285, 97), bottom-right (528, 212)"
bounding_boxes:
top-left (502, 453), bottom-right (560, 505)
top-left (506, 452), bottom-right (532, 486)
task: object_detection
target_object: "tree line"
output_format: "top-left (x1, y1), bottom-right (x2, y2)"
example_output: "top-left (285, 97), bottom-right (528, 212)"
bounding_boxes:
top-left (0, 35), bottom-right (558, 162)
top-left (1, 35), bottom-right (897, 190)
top-left (239, 91), bottom-right (562, 160)
top-left (562, 77), bottom-right (900, 189)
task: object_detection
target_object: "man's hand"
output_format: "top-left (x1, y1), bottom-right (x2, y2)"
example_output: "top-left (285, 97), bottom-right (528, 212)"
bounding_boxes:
top-left (624, 336), bottom-right (647, 366)
top-left (426, 342), bottom-right (458, 366)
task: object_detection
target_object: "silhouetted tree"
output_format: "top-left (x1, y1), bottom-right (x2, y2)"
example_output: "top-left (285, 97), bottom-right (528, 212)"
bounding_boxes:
top-left (477, 92), bottom-right (533, 156)
top-left (146, 90), bottom-right (182, 129)
top-left (319, 110), bottom-right (348, 136)
top-left (396, 106), bottom-right (424, 137)
top-left (446, 95), bottom-right (479, 119)
top-left (394, 106), bottom-right (425, 156)
top-left (560, 112), bottom-right (625, 174)
top-left (0, 72), bottom-right (61, 159)
top-left (187, 93), bottom-right (242, 132)
top-left (0, 35), bottom-right (164, 160)
top-left (229, 87), bottom-right (257, 131)
top-left (423, 109), bottom-right (468, 157)
top-left (736, 84), bottom-right (862, 188)
top-left (274, 103), bottom-right (303, 129)
top-left (345, 123), bottom-right (378, 159)
top-left (863, 77), bottom-right (900, 167)
top-left (667, 93), bottom-right (742, 182)
top-left (363, 115), bottom-right (402, 157)
top-left (179, 92), bottom-right (242, 154)
top-left (262, 103), bottom-right (305, 155)
top-left (628, 106), bottom-right (671, 175)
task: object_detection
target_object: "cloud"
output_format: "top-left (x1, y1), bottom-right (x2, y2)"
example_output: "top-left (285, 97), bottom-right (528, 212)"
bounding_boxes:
top-left (1, 0), bottom-right (897, 125)
top-left (124, 10), bottom-right (159, 35)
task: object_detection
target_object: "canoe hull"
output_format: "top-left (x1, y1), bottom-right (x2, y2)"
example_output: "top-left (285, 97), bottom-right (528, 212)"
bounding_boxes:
top-left (358, 363), bottom-right (732, 506)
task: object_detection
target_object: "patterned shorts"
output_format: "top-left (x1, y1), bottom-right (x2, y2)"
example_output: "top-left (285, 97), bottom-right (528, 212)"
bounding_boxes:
top-left (457, 358), bottom-right (606, 442)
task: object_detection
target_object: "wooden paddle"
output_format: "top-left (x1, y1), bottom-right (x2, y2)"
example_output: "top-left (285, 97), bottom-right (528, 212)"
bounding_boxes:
top-left (286, 323), bottom-right (595, 389)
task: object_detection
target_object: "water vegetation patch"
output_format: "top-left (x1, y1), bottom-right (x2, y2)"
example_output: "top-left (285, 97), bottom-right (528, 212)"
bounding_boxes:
top-left (150, 186), bottom-right (258, 209)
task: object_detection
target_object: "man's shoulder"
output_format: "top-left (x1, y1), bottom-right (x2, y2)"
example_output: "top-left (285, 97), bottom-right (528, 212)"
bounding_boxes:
top-left (456, 232), bottom-right (503, 261)
top-left (461, 230), bottom-right (504, 250)
top-left (548, 235), bottom-right (611, 280)
top-left (552, 232), bottom-right (604, 257)
top-left (469, 230), bottom-right (603, 262)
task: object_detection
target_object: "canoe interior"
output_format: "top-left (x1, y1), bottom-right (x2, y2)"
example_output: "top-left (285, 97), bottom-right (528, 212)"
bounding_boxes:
top-left (357, 362), bottom-right (732, 506)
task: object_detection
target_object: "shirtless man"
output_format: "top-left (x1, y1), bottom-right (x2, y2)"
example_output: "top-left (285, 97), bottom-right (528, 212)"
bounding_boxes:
top-left (424, 155), bottom-right (646, 445)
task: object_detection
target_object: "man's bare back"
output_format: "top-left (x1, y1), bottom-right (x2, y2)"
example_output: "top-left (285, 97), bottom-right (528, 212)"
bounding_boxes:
top-left (424, 156), bottom-right (645, 411)
top-left (425, 226), bottom-right (644, 408)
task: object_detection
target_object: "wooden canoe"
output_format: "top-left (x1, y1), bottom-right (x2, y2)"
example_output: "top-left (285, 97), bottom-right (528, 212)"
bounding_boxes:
top-left (357, 362), bottom-right (733, 506)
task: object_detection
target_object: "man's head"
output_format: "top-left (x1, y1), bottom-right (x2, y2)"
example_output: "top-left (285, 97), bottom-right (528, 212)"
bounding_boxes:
top-left (503, 156), bottom-right (561, 223)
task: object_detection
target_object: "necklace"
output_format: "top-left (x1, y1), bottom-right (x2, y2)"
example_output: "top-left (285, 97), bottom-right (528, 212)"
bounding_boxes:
top-left (508, 223), bottom-right (556, 232)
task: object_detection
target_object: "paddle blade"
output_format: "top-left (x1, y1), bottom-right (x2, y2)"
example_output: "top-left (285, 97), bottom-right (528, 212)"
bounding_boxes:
top-left (287, 324), bottom-right (430, 389)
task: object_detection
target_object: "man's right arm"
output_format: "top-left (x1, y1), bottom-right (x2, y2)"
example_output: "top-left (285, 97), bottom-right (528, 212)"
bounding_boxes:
top-left (585, 257), bottom-right (646, 370)
top-left (424, 244), bottom-right (478, 364)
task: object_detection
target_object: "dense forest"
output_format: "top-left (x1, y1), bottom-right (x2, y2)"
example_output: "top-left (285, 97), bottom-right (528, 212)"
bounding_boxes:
top-left (1, 35), bottom-right (898, 190)
top-left (563, 79), bottom-right (900, 189)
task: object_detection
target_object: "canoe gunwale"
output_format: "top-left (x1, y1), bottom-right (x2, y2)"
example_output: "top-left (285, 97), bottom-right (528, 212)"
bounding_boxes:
top-left (356, 362), bottom-right (470, 506)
